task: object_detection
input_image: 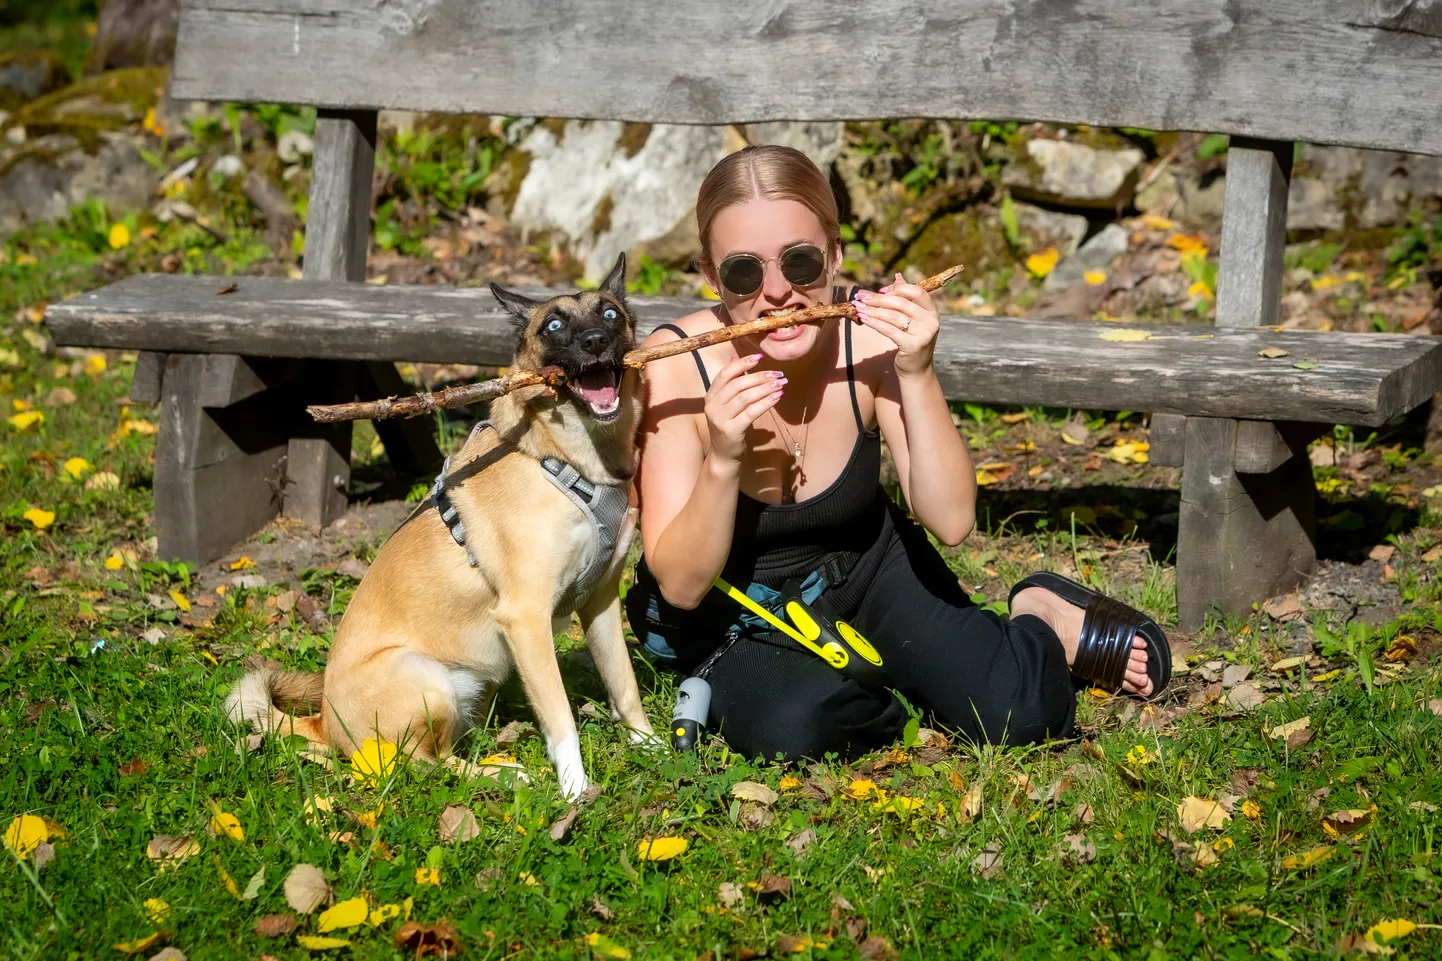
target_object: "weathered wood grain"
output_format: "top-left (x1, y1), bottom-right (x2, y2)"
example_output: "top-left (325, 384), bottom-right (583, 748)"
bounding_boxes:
top-left (46, 274), bottom-right (1442, 427)
top-left (1232, 420), bottom-right (1325, 475)
top-left (1148, 413), bottom-right (1186, 468)
top-left (170, 1), bottom-right (1442, 157)
top-left (128, 350), bottom-right (166, 405)
top-left (1177, 416), bottom-right (1316, 629)
top-left (1216, 139), bottom-right (1293, 330)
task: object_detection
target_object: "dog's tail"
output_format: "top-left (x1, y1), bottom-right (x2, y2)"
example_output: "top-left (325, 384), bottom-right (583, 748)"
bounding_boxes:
top-left (223, 668), bottom-right (327, 743)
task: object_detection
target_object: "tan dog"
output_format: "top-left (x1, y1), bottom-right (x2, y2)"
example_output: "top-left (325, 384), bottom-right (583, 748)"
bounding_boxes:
top-left (225, 255), bottom-right (654, 799)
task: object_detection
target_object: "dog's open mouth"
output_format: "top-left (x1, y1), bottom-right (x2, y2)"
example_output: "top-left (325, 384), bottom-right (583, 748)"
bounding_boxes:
top-left (568, 364), bottom-right (623, 420)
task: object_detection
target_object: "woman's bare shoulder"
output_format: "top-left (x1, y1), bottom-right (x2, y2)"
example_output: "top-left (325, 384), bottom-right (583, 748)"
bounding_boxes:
top-left (639, 305), bottom-right (725, 347)
top-left (640, 305), bottom-right (727, 400)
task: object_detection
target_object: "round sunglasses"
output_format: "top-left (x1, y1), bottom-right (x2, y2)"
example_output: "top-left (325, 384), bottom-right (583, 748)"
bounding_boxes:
top-left (716, 243), bottom-right (828, 297)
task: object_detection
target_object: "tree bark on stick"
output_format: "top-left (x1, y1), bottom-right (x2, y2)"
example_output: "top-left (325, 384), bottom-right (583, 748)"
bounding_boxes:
top-left (307, 265), bottom-right (963, 423)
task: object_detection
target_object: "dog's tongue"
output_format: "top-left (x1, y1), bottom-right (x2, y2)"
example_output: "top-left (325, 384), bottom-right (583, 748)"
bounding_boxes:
top-left (574, 368), bottom-right (618, 408)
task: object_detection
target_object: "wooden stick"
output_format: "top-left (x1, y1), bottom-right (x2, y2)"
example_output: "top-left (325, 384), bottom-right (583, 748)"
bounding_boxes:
top-left (307, 264), bottom-right (963, 423)
top-left (307, 366), bottom-right (566, 423)
top-left (621, 263), bottom-right (964, 369)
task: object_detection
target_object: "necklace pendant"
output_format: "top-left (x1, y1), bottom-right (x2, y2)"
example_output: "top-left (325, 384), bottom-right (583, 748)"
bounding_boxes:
top-left (793, 443), bottom-right (802, 458)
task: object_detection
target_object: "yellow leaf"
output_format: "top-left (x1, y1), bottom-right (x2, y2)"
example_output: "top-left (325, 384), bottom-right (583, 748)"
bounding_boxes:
top-left (15, 252), bottom-right (37, 266)
top-left (585, 932), bottom-right (633, 959)
top-left (1281, 846), bottom-right (1333, 870)
top-left (208, 802), bottom-right (245, 841)
top-left (1367, 919), bottom-right (1418, 944)
top-left (214, 853), bottom-right (242, 898)
top-left (23, 508), bottom-right (55, 530)
top-left (4, 814), bottom-right (50, 858)
top-left (1166, 233), bottom-right (1208, 257)
top-left (414, 867), bottom-right (441, 886)
top-left (8, 410), bottom-right (44, 431)
top-left (1187, 281), bottom-right (1214, 301)
top-left (637, 836), bottom-right (688, 861)
top-left (519, 870), bottom-right (540, 886)
top-left (1142, 214), bottom-right (1174, 231)
top-left (86, 471), bottom-right (121, 491)
top-left (120, 418), bottom-right (157, 435)
top-left (874, 795), bottom-right (924, 814)
top-left (976, 469), bottom-right (1000, 486)
top-left (317, 897), bottom-right (369, 932)
top-left (842, 778), bottom-right (878, 800)
top-left (1323, 806), bottom-right (1376, 837)
top-left (1083, 270), bottom-right (1107, 286)
top-left (113, 932), bottom-right (164, 954)
top-left (105, 552), bottom-right (125, 570)
top-left (143, 898), bottom-right (170, 924)
top-left (1098, 328), bottom-right (1152, 343)
top-left (84, 353), bottom-right (107, 375)
top-left (168, 590), bottom-right (191, 612)
top-left (63, 457), bottom-right (91, 479)
top-left (229, 556), bottom-right (255, 571)
top-left (778, 776), bottom-right (802, 791)
top-left (0, 348), bottom-right (21, 368)
top-left (1177, 796), bottom-right (1231, 833)
top-left (1270, 657), bottom-right (1306, 672)
top-left (1125, 744), bottom-right (1157, 766)
top-left (1241, 800), bottom-right (1262, 820)
top-left (1025, 247), bottom-right (1059, 278)
top-left (146, 834), bottom-right (199, 870)
top-left (368, 903), bottom-right (401, 926)
top-left (109, 223), bottom-right (131, 249)
top-left (351, 738), bottom-right (399, 787)
top-left (1213, 837), bottom-right (1235, 853)
top-left (297, 936), bottom-right (351, 950)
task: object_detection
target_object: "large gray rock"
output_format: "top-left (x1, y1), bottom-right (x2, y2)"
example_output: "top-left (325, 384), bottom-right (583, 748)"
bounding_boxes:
top-left (0, 132), bottom-right (155, 238)
top-left (1288, 145), bottom-right (1442, 232)
top-left (746, 121), bottom-right (844, 172)
top-left (1003, 138), bottom-right (1146, 210)
top-left (1044, 224), bottom-right (1131, 291)
top-left (1016, 203), bottom-right (1088, 256)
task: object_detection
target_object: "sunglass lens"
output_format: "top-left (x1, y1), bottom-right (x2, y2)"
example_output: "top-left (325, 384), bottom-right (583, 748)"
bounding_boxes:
top-left (780, 245), bottom-right (826, 286)
top-left (719, 257), bottom-right (764, 296)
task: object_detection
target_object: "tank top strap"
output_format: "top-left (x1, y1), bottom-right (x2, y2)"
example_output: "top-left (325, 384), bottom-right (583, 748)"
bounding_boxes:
top-left (654, 322), bottom-right (710, 390)
top-left (842, 307), bottom-right (864, 433)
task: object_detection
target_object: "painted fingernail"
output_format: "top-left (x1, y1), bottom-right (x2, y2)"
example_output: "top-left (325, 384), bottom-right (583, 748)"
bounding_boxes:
top-left (769, 370), bottom-right (785, 379)
top-left (774, 377), bottom-right (788, 386)
top-left (854, 291), bottom-right (870, 302)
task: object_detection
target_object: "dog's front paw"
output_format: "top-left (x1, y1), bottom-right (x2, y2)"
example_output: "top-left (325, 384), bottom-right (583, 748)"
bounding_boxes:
top-left (550, 734), bottom-right (590, 801)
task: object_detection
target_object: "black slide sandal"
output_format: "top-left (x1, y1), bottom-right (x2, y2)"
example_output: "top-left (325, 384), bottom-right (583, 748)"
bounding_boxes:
top-left (1008, 571), bottom-right (1172, 700)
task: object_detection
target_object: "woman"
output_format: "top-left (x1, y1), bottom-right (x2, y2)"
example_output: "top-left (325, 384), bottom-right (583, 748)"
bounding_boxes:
top-left (624, 145), bottom-right (1169, 762)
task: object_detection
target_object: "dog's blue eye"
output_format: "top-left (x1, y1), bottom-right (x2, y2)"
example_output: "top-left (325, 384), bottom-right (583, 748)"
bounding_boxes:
top-left (602, 308), bottom-right (618, 321)
top-left (545, 317), bottom-right (563, 333)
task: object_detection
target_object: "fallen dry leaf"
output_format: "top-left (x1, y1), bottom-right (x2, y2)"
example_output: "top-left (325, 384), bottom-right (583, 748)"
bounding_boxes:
top-left (31, 842), bottom-right (54, 871)
top-left (1429, 699), bottom-right (1442, 717)
top-left (438, 805), bottom-right (480, 844)
top-left (589, 894), bottom-right (615, 920)
top-left (1281, 846), bottom-right (1334, 870)
top-left (718, 881), bottom-right (744, 910)
top-left (1074, 802), bottom-right (1095, 825)
top-left (1258, 346), bottom-right (1290, 359)
top-left (750, 873), bottom-right (792, 903)
top-left (785, 828), bottom-right (817, 856)
top-left (1226, 682), bottom-right (1266, 711)
top-left (119, 758), bottom-right (150, 777)
top-left (1178, 796), bottom-right (1231, 833)
top-left (1063, 832), bottom-right (1097, 865)
top-left (1383, 635), bottom-right (1417, 663)
top-left (494, 719), bottom-right (533, 745)
top-left (254, 914), bottom-right (298, 937)
top-left (857, 936), bottom-right (900, 961)
top-left (150, 948), bottom-right (186, 961)
top-left (283, 862), bottom-right (333, 914)
top-left (1262, 594), bottom-right (1303, 621)
top-left (972, 846), bottom-right (1004, 879)
top-left (146, 835), bottom-right (199, 871)
top-left (842, 778), bottom-right (877, 800)
top-left (1270, 656), bottom-right (1306, 672)
top-left (316, 897), bottom-right (368, 933)
top-left (731, 781), bottom-right (780, 807)
top-left (958, 783), bottom-right (983, 823)
top-left (1267, 716), bottom-right (1314, 750)
top-left (112, 932), bottom-right (167, 955)
top-left (549, 805), bottom-right (579, 842)
top-left (1323, 807), bottom-right (1377, 838)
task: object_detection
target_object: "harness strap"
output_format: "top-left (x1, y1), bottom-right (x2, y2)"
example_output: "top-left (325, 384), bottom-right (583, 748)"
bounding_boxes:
top-left (431, 452), bottom-right (479, 567)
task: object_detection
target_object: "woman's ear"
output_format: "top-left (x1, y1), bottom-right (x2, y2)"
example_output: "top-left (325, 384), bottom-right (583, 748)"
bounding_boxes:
top-left (697, 258), bottom-right (721, 298)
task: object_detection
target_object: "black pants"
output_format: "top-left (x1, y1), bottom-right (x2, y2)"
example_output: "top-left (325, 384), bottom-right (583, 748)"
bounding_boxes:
top-left (628, 508), bottom-right (1078, 763)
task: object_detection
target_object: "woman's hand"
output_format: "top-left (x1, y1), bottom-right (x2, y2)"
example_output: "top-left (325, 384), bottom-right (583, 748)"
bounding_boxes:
top-left (852, 272), bottom-right (942, 377)
top-left (704, 352), bottom-right (785, 465)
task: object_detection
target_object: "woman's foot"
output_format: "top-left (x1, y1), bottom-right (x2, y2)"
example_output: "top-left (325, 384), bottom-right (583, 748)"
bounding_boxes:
top-left (1011, 587), bottom-right (1153, 697)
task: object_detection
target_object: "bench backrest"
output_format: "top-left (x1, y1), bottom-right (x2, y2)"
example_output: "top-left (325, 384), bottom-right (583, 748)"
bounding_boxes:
top-left (174, 0), bottom-right (1442, 157)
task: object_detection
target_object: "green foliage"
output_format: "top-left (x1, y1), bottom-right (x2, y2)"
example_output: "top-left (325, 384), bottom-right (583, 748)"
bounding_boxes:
top-left (1196, 134), bottom-right (1230, 160)
top-left (1385, 211), bottom-right (1442, 283)
top-left (626, 254), bottom-right (672, 296)
top-left (999, 193), bottom-right (1021, 251)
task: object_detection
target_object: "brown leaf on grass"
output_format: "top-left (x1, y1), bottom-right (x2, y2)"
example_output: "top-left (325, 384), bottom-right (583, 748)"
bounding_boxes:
top-left (739, 803), bottom-right (775, 831)
top-left (731, 781), bottom-right (780, 807)
top-left (1368, 544), bottom-right (1397, 564)
top-left (119, 759), bottom-right (150, 777)
top-left (146, 835), bottom-right (199, 871)
top-left (1074, 803), bottom-right (1095, 825)
top-left (494, 720), bottom-right (533, 745)
top-left (1263, 594), bottom-right (1303, 621)
top-left (1383, 636), bottom-right (1417, 663)
top-left (858, 936), bottom-right (899, 960)
top-left (393, 919), bottom-right (463, 958)
top-left (474, 866), bottom-right (502, 892)
top-left (588, 894), bottom-right (614, 920)
top-left (718, 882), bottom-right (745, 910)
top-left (31, 842), bottom-right (55, 871)
top-left (1323, 806), bottom-right (1377, 837)
top-left (1063, 832), bottom-right (1097, 865)
top-left (1221, 664), bottom-right (1252, 688)
top-left (1308, 786), bottom-right (1332, 811)
top-left (957, 783), bottom-right (983, 823)
top-left (1429, 699), bottom-right (1442, 717)
top-left (1226, 682), bottom-right (1266, 711)
top-left (283, 863), bottom-right (332, 914)
top-left (1267, 716), bottom-right (1314, 749)
top-left (1334, 933), bottom-right (1394, 956)
top-left (150, 948), bottom-right (186, 961)
top-left (254, 914), bottom-right (298, 937)
top-left (549, 805), bottom-right (579, 842)
top-left (785, 828), bottom-right (816, 856)
top-left (438, 805), bottom-right (480, 844)
top-left (750, 874), bottom-right (792, 903)
top-left (972, 846), bottom-right (1003, 879)
top-left (1177, 796), bottom-right (1231, 833)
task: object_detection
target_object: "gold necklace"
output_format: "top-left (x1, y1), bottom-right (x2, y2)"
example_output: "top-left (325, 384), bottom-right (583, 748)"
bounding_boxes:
top-left (770, 405), bottom-right (809, 463)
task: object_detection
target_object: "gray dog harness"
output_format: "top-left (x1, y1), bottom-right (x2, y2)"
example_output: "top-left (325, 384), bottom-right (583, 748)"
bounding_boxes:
top-left (430, 425), bottom-right (630, 613)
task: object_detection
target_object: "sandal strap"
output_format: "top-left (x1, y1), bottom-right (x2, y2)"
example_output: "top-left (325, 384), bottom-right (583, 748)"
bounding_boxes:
top-left (1072, 595), bottom-right (1143, 691)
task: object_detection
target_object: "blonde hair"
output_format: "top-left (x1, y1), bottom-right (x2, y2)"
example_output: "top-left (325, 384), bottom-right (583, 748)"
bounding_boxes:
top-left (695, 144), bottom-right (840, 266)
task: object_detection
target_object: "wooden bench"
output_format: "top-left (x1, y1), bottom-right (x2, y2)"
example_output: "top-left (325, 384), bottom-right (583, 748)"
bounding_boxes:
top-left (45, 0), bottom-right (1442, 631)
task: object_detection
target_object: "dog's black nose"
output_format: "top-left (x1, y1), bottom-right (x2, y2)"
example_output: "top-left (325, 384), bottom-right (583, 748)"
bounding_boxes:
top-left (578, 328), bottom-right (609, 355)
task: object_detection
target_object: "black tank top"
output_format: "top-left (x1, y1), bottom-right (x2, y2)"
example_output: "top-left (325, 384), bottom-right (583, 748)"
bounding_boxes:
top-left (651, 318), bottom-right (888, 588)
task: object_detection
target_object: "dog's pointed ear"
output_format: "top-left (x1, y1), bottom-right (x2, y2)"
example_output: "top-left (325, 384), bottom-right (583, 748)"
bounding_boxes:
top-left (490, 283), bottom-right (542, 328)
top-left (600, 253), bottom-right (628, 303)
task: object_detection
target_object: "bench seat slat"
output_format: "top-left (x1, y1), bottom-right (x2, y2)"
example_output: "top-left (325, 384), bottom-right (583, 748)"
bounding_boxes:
top-left (46, 274), bottom-right (1442, 427)
top-left (172, 0), bottom-right (1442, 158)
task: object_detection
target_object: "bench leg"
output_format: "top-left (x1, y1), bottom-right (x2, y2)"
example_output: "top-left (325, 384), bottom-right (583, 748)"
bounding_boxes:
top-left (153, 354), bottom-right (291, 565)
top-left (1176, 416), bottom-right (1317, 630)
top-left (283, 360), bottom-right (357, 528)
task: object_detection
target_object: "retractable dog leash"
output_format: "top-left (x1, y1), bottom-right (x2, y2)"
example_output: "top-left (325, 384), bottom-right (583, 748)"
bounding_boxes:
top-left (669, 576), bottom-right (886, 751)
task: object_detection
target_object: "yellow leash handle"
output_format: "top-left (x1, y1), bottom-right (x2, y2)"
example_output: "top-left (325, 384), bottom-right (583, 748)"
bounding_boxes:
top-left (713, 577), bottom-right (870, 671)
